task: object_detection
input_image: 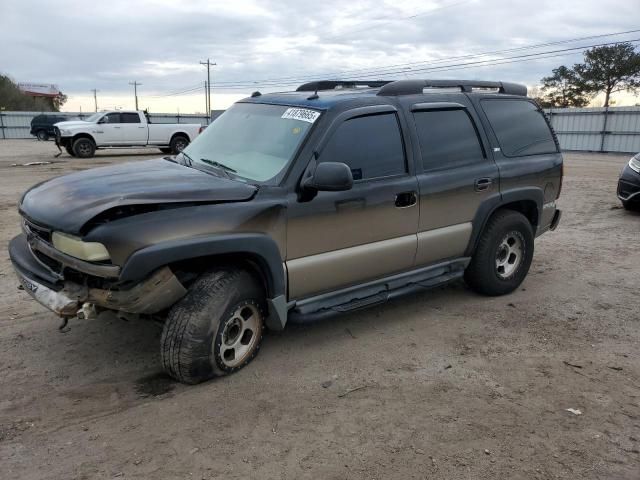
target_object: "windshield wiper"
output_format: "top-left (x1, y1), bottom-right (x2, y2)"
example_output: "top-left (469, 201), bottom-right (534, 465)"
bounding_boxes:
top-left (199, 158), bottom-right (237, 177)
top-left (178, 150), bottom-right (194, 166)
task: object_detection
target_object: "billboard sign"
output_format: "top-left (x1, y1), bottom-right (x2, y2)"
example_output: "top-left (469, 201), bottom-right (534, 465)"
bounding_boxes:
top-left (18, 83), bottom-right (61, 97)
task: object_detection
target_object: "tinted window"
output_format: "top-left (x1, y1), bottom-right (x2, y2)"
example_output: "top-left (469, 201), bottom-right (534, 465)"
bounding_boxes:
top-left (482, 99), bottom-right (557, 156)
top-left (413, 109), bottom-right (484, 170)
top-left (121, 112), bottom-right (141, 123)
top-left (102, 113), bottom-right (121, 124)
top-left (320, 113), bottom-right (405, 180)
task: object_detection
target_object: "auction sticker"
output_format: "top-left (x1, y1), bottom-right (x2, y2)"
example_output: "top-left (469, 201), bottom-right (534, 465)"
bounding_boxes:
top-left (281, 108), bottom-right (320, 123)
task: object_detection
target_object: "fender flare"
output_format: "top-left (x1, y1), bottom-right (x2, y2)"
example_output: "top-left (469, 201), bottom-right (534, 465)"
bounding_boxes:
top-left (118, 233), bottom-right (285, 299)
top-left (465, 187), bottom-right (544, 256)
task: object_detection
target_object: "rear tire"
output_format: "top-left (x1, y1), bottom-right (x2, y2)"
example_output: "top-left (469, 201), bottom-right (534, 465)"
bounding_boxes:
top-left (72, 138), bottom-right (96, 158)
top-left (464, 210), bottom-right (534, 296)
top-left (169, 135), bottom-right (189, 154)
top-left (159, 147), bottom-right (172, 154)
top-left (36, 130), bottom-right (49, 141)
top-left (161, 268), bottom-right (266, 384)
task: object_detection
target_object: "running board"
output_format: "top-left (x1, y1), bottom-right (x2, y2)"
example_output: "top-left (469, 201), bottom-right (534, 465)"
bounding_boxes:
top-left (288, 258), bottom-right (469, 324)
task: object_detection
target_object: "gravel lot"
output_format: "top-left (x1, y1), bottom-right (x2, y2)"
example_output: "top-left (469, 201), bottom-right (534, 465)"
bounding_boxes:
top-left (0, 139), bottom-right (638, 479)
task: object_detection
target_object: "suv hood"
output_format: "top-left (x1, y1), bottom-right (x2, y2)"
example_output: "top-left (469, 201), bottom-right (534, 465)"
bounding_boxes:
top-left (20, 158), bottom-right (257, 233)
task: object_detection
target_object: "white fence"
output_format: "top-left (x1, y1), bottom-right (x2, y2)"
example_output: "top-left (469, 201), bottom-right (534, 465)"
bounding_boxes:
top-left (0, 111), bottom-right (224, 140)
top-left (544, 106), bottom-right (640, 154)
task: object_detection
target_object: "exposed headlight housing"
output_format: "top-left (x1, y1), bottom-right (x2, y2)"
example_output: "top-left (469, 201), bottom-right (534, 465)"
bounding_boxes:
top-left (52, 232), bottom-right (110, 262)
top-left (59, 129), bottom-right (72, 136)
top-left (629, 155), bottom-right (640, 174)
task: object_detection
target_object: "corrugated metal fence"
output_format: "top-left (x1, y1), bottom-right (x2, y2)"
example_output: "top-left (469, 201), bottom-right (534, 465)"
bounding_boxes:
top-left (2, 107), bottom-right (639, 153)
top-left (0, 111), bottom-right (223, 140)
top-left (544, 106), bottom-right (640, 153)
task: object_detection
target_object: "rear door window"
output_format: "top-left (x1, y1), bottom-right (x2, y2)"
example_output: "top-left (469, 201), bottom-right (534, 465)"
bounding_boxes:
top-left (121, 112), bottom-right (141, 123)
top-left (413, 109), bottom-right (484, 171)
top-left (481, 99), bottom-right (557, 157)
top-left (319, 113), bottom-right (406, 180)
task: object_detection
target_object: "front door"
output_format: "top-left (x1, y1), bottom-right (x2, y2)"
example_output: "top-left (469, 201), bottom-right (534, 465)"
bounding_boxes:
top-left (95, 112), bottom-right (123, 145)
top-left (286, 110), bottom-right (419, 300)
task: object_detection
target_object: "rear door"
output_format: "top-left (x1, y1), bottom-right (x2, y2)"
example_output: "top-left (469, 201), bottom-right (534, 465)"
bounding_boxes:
top-left (286, 107), bottom-right (419, 299)
top-left (120, 112), bottom-right (147, 145)
top-left (405, 96), bottom-right (500, 266)
top-left (96, 112), bottom-right (123, 145)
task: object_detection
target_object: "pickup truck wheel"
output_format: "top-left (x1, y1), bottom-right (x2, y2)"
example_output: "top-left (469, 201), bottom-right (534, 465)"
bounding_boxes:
top-left (36, 130), bottom-right (49, 141)
top-left (170, 135), bottom-right (189, 154)
top-left (65, 145), bottom-right (76, 157)
top-left (72, 138), bottom-right (96, 158)
top-left (464, 210), bottom-right (534, 296)
top-left (161, 268), bottom-right (265, 384)
top-left (159, 148), bottom-right (172, 154)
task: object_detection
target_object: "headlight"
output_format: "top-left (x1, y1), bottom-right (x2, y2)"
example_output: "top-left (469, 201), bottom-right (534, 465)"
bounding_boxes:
top-left (52, 232), bottom-right (110, 261)
top-left (629, 155), bottom-right (640, 174)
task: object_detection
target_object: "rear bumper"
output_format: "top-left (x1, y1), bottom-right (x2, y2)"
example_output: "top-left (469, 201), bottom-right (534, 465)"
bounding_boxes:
top-left (9, 234), bottom-right (187, 317)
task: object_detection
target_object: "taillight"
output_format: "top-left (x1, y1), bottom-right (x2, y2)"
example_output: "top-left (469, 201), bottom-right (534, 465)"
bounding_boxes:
top-left (557, 163), bottom-right (564, 198)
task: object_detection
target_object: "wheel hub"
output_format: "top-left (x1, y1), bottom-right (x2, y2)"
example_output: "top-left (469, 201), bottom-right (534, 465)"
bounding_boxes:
top-left (219, 303), bottom-right (261, 368)
top-left (495, 231), bottom-right (524, 279)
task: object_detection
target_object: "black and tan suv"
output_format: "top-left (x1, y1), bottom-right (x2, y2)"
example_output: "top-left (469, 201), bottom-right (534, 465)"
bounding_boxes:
top-left (9, 79), bottom-right (562, 384)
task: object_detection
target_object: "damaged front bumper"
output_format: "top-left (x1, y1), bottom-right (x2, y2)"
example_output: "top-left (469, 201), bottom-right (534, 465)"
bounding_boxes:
top-left (9, 234), bottom-right (187, 317)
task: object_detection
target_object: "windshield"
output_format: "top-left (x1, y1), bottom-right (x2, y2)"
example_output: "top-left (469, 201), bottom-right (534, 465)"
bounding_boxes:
top-left (84, 112), bottom-right (103, 122)
top-left (183, 103), bottom-right (318, 183)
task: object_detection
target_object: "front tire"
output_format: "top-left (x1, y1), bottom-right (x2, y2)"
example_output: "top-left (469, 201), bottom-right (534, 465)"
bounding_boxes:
top-left (169, 135), bottom-right (189, 154)
top-left (161, 268), bottom-right (266, 384)
top-left (72, 138), bottom-right (96, 158)
top-left (36, 130), bottom-right (49, 141)
top-left (464, 210), bottom-right (534, 296)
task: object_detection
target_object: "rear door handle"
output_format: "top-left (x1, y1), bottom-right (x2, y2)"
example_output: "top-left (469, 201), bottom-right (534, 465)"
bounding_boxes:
top-left (395, 191), bottom-right (417, 208)
top-left (474, 178), bottom-right (493, 192)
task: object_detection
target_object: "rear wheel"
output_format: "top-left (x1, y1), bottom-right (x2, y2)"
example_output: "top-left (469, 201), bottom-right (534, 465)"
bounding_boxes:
top-left (36, 130), bottom-right (49, 141)
top-left (161, 268), bottom-right (265, 384)
top-left (169, 135), bottom-right (189, 154)
top-left (72, 138), bottom-right (96, 158)
top-left (464, 210), bottom-right (534, 296)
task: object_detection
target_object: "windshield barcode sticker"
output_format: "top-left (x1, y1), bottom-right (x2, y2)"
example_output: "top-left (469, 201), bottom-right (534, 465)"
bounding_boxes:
top-left (281, 108), bottom-right (320, 123)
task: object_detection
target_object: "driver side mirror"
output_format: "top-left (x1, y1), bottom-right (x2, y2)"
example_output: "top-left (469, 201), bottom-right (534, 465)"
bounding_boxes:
top-left (303, 162), bottom-right (353, 193)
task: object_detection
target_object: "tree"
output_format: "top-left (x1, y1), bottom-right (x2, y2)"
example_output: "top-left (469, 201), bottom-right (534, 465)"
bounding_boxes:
top-left (573, 42), bottom-right (640, 108)
top-left (0, 74), bottom-right (67, 111)
top-left (539, 66), bottom-right (589, 108)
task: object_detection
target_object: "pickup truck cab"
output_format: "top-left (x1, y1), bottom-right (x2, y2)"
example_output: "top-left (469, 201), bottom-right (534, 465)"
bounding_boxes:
top-left (11, 79), bottom-right (562, 384)
top-left (54, 110), bottom-right (202, 158)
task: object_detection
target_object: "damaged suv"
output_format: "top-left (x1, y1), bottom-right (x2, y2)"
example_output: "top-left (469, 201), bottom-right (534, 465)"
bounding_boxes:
top-left (10, 79), bottom-right (562, 384)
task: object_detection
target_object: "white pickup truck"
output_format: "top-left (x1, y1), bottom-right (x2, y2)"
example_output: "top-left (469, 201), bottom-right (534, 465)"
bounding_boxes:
top-left (54, 110), bottom-right (203, 158)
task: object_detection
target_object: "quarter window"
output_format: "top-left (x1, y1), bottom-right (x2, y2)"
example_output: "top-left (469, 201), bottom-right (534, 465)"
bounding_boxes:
top-left (413, 109), bottom-right (484, 170)
top-left (481, 99), bottom-right (557, 157)
top-left (319, 113), bottom-right (406, 180)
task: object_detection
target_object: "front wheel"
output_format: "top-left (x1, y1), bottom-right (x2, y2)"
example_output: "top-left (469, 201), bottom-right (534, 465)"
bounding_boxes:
top-left (72, 138), bottom-right (96, 158)
top-left (464, 210), bottom-right (534, 296)
top-left (161, 268), bottom-right (266, 384)
top-left (65, 145), bottom-right (76, 156)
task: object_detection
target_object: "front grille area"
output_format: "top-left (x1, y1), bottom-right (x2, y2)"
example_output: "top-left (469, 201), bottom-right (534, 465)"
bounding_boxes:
top-left (618, 180), bottom-right (639, 200)
top-left (23, 217), bottom-right (52, 243)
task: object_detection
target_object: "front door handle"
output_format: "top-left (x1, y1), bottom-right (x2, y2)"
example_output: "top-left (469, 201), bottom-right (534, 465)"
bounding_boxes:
top-left (474, 178), bottom-right (493, 192)
top-left (395, 191), bottom-right (417, 208)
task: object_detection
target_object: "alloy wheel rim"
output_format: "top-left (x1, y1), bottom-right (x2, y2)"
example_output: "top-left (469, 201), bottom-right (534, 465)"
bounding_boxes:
top-left (219, 302), bottom-right (261, 368)
top-left (495, 231), bottom-right (524, 279)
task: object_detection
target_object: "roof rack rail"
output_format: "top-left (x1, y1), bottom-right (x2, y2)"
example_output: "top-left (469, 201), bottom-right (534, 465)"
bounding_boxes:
top-left (376, 80), bottom-right (527, 97)
top-left (296, 80), bottom-right (393, 92)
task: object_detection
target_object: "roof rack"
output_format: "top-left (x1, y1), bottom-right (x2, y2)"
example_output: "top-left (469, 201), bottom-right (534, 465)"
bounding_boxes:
top-left (376, 79), bottom-right (527, 97)
top-left (296, 80), bottom-right (393, 92)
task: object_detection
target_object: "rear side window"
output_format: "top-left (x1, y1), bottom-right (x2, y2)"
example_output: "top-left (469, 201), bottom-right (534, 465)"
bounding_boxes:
top-left (320, 113), bottom-right (405, 180)
top-left (481, 99), bottom-right (557, 157)
top-left (413, 109), bottom-right (484, 171)
top-left (121, 112), bottom-right (141, 123)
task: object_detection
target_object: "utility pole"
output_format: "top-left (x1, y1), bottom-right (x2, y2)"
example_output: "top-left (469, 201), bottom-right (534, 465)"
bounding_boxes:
top-left (203, 81), bottom-right (209, 118)
top-left (90, 89), bottom-right (99, 112)
top-left (129, 81), bottom-right (142, 110)
top-left (199, 58), bottom-right (216, 120)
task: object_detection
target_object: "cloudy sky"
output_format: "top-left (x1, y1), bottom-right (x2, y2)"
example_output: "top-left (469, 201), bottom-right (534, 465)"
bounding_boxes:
top-left (1, 0), bottom-right (639, 113)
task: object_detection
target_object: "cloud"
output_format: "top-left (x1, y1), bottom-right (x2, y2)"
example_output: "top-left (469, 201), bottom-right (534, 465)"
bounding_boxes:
top-left (1, 0), bottom-right (639, 111)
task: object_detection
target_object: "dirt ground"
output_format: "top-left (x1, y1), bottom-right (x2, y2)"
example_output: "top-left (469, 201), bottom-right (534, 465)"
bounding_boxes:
top-left (0, 139), bottom-right (638, 479)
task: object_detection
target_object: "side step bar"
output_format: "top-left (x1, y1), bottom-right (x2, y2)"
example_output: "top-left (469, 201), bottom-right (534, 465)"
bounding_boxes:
top-left (288, 258), bottom-right (470, 324)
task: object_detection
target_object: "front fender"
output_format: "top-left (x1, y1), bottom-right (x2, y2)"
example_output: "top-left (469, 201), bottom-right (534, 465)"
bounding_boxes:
top-left (119, 233), bottom-right (285, 299)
